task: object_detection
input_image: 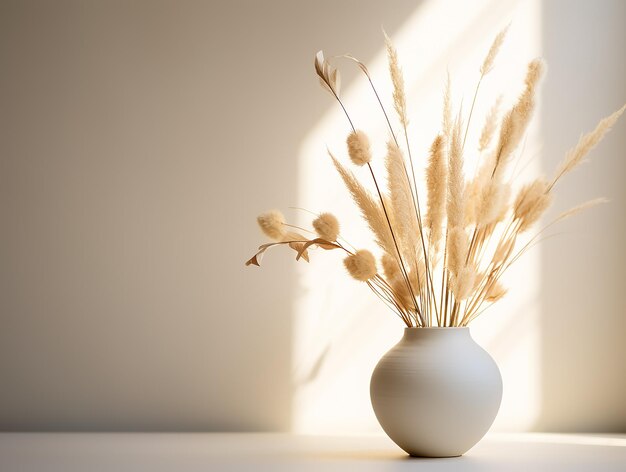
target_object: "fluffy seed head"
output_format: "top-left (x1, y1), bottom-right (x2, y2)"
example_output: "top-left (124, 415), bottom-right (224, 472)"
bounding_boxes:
top-left (344, 250), bottom-right (377, 281)
top-left (257, 210), bottom-right (286, 240)
top-left (312, 213), bottom-right (340, 241)
top-left (347, 130), bottom-right (372, 166)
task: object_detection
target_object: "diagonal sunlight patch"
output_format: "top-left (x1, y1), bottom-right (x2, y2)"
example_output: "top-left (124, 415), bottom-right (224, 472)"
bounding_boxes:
top-left (293, 0), bottom-right (544, 434)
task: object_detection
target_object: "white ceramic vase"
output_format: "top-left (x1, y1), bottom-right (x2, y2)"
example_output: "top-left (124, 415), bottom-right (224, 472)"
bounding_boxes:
top-left (370, 327), bottom-right (502, 457)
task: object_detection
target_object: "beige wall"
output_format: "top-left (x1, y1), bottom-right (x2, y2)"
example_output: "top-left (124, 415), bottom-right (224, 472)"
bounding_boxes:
top-left (0, 0), bottom-right (624, 433)
top-left (538, 0), bottom-right (626, 432)
top-left (0, 0), bottom-right (417, 430)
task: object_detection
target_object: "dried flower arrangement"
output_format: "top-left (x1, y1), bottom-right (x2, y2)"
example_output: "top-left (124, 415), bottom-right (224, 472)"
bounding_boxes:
top-left (246, 27), bottom-right (624, 328)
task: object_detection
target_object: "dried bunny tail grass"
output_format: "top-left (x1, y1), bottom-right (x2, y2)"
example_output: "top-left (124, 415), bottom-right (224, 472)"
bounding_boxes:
top-left (513, 178), bottom-right (552, 232)
top-left (312, 213), bottom-right (340, 241)
top-left (385, 141), bottom-right (420, 256)
top-left (485, 279), bottom-right (507, 302)
top-left (344, 249), bottom-right (377, 281)
top-left (314, 50), bottom-right (341, 97)
top-left (557, 198), bottom-right (609, 222)
top-left (494, 59), bottom-right (545, 177)
top-left (257, 210), bottom-right (286, 240)
top-left (551, 104), bottom-right (626, 188)
top-left (480, 25), bottom-right (509, 76)
top-left (383, 29), bottom-right (408, 127)
top-left (425, 135), bottom-right (447, 250)
top-left (446, 115), bottom-right (466, 229)
top-left (479, 96), bottom-right (502, 152)
top-left (330, 152), bottom-right (394, 254)
top-left (347, 130), bottom-right (372, 166)
top-left (446, 226), bottom-right (470, 276)
top-left (452, 266), bottom-right (476, 301)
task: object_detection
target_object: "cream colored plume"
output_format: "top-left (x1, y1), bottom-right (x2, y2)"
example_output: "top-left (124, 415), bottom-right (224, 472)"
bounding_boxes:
top-left (385, 141), bottom-right (420, 258)
top-left (486, 279), bottom-right (507, 302)
top-left (347, 130), bottom-right (372, 166)
top-left (513, 178), bottom-right (552, 232)
top-left (552, 104), bottom-right (626, 186)
top-left (382, 253), bottom-right (413, 309)
top-left (557, 198), bottom-right (609, 222)
top-left (480, 25), bottom-right (509, 76)
top-left (446, 116), bottom-right (465, 229)
top-left (446, 226), bottom-right (469, 276)
top-left (425, 135), bottom-right (447, 251)
top-left (494, 59), bottom-right (545, 177)
top-left (478, 96), bottom-right (502, 152)
top-left (452, 266), bottom-right (476, 301)
top-left (312, 213), bottom-right (340, 241)
top-left (344, 249), bottom-right (377, 281)
top-left (383, 29), bottom-right (408, 128)
top-left (257, 210), bottom-right (286, 240)
top-left (330, 152), bottom-right (394, 254)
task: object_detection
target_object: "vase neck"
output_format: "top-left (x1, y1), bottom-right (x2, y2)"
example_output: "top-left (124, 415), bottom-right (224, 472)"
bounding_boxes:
top-left (403, 327), bottom-right (471, 342)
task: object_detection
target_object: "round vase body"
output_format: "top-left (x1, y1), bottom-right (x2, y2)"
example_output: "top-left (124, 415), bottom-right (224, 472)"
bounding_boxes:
top-left (370, 327), bottom-right (502, 457)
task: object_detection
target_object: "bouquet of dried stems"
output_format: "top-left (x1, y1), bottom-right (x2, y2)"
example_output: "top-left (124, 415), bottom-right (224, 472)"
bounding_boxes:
top-left (246, 27), bottom-right (624, 328)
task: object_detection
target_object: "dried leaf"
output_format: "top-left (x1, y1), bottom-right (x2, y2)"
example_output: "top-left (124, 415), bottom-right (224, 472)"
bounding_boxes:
top-left (295, 238), bottom-right (342, 261)
top-left (315, 50), bottom-right (340, 96)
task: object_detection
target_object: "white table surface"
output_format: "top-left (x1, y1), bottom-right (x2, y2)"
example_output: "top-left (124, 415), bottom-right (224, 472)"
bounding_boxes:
top-left (1, 432), bottom-right (625, 471)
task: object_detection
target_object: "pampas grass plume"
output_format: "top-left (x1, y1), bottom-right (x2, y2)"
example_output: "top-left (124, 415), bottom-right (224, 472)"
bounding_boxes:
top-left (486, 280), bottom-right (507, 302)
top-left (513, 178), bottom-right (552, 231)
top-left (345, 250), bottom-right (377, 281)
top-left (425, 134), bottom-right (447, 250)
top-left (383, 29), bottom-right (408, 127)
top-left (452, 266), bottom-right (476, 301)
top-left (257, 210), bottom-right (286, 240)
top-left (347, 130), bottom-right (372, 166)
top-left (313, 213), bottom-right (340, 241)
top-left (480, 25), bottom-right (509, 75)
top-left (552, 104), bottom-right (626, 185)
